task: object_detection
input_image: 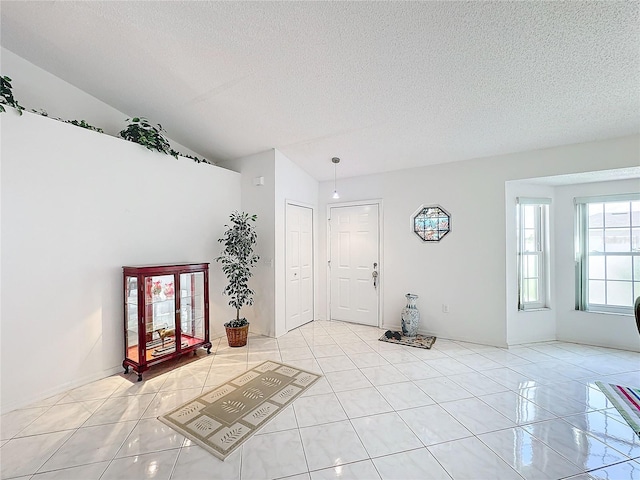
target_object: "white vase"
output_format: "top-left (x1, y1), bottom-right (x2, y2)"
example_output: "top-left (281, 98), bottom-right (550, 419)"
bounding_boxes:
top-left (401, 293), bottom-right (420, 337)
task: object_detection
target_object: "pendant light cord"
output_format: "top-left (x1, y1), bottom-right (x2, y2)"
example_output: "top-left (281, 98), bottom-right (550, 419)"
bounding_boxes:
top-left (331, 157), bottom-right (340, 199)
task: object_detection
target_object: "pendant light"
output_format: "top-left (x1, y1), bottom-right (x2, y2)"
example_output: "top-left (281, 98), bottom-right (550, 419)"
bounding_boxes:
top-left (331, 157), bottom-right (340, 199)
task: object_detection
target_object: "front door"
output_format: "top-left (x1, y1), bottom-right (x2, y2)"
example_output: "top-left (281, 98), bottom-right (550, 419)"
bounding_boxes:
top-left (329, 203), bottom-right (380, 326)
top-left (286, 203), bottom-right (314, 331)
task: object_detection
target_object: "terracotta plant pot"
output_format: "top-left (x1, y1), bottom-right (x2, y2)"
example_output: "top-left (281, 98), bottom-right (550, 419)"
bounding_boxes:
top-left (225, 324), bottom-right (249, 347)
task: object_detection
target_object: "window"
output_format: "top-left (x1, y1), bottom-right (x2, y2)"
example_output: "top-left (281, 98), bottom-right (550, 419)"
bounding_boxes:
top-left (412, 205), bottom-right (451, 242)
top-left (517, 198), bottom-right (550, 310)
top-left (575, 194), bottom-right (640, 314)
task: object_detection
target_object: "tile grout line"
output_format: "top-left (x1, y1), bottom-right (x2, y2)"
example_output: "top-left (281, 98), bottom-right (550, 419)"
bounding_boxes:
top-left (287, 376), bottom-right (312, 479)
top-left (3, 322), bottom-right (639, 479)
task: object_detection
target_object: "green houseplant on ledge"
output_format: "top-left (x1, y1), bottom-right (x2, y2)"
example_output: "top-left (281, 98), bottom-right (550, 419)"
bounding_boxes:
top-left (216, 211), bottom-right (259, 347)
top-left (119, 117), bottom-right (172, 156)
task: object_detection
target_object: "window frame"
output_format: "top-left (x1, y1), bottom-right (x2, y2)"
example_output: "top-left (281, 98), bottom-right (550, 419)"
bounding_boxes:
top-left (575, 194), bottom-right (640, 315)
top-left (517, 198), bottom-right (550, 311)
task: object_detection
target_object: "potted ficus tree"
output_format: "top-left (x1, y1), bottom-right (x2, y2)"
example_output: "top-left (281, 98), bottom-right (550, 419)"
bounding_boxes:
top-left (216, 211), bottom-right (259, 347)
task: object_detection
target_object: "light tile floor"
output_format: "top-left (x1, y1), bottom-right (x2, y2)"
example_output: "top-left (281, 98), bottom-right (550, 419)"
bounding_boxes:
top-left (2, 320), bottom-right (640, 480)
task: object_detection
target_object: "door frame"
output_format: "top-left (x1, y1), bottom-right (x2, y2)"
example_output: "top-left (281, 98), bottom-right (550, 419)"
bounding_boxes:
top-left (327, 199), bottom-right (383, 328)
top-left (285, 200), bottom-right (315, 332)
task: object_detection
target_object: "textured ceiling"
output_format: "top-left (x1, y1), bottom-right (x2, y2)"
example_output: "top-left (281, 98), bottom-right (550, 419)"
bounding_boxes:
top-left (1, 1), bottom-right (639, 181)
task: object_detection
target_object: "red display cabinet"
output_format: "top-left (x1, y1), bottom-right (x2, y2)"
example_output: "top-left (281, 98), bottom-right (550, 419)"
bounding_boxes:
top-left (123, 263), bottom-right (211, 381)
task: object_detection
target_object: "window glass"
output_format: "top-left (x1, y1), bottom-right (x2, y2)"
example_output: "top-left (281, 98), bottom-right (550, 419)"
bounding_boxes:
top-left (588, 229), bottom-right (604, 252)
top-left (588, 280), bottom-right (606, 305)
top-left (604, 228), bottom-right (631, 252)
top-left (524, 206), bottom-right (535, 228)
top-left (526, 255), bottom-right (538, 277)
top-left (588, 203), bottom-right (603, 228)
top-left (606, 256), bottom-right (632, 281)
top-left (524, 230), bottom-right (536, 252)
top-left (517, 201), bottom-right (548, 310)
top-left (634, 257), bottom-right (640, 280)
top-left (524, 279), bottom-right (538, 303)
top-left (604, 202), bottom-right (630, 228)
top-left (607, 281), bottom-right (633, 306)
top-left (632, 201), bottom-right (640, 226)
top-left (588, 256), bottom-right (605, 280)
top-left (632, 228), bottom-right (640, 251)
top-left (577, 197), bottom-right (639, 314)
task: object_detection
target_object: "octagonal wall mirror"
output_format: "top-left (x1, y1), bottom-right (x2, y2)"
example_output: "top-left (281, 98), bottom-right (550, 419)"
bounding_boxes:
top-left (412, 205), bottom-right (451, 242)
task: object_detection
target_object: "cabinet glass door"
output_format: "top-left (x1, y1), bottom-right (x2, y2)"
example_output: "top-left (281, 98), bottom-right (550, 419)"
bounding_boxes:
top-left (125, 276), bottom-right (139, 360)
top-left (180, 272), bottom-right (205, 346)
top-left (144, 274), bottom-right (177, 358)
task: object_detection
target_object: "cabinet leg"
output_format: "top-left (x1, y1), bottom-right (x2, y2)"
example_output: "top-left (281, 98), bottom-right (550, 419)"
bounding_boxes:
top-left (207, 347), bottom-right (211, 355)
top-left (124, 366), bottom-right (129, 374)
top-left (137, 373), bottom-right (143, 382)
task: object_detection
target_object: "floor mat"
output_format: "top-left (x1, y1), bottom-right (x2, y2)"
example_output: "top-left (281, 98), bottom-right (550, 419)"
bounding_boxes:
top-left (378, 331), bottom-right (436, 349)
top-left (596, 381), bottom-right (640, 439)
top-left (159, 360), bottom-right (322, 459)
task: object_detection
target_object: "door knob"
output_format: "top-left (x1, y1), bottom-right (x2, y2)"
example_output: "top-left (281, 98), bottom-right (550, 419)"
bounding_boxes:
top-left (372, 262), bottom-right (379, 289)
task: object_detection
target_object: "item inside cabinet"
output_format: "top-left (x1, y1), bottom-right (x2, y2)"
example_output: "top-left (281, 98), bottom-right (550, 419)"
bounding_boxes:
top-left (152, 341), bottom-right (188, 356)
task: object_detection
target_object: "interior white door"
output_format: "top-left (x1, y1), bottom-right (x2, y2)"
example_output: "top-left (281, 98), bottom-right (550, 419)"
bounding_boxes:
top-left (286, 203), bottom-right (314, 331)
top-left (329, 204), bottom-right (380, 326)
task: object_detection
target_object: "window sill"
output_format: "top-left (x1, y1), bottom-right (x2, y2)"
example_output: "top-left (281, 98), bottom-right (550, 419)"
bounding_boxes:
top-left (577, 309), bottom-right (633, 317)
top-left (519, 307), bottom-right (551, 313)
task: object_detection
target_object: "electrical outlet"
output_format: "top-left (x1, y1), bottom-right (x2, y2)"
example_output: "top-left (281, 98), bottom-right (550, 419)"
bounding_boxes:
top-left (442, 304), bottom-right (449, 313)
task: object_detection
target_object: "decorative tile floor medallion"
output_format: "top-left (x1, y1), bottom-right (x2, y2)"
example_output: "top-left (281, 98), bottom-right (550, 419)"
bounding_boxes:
top-left (159, 361), bottom-right (322, 460)
top-left (379, 331), bottom-right (436, 349)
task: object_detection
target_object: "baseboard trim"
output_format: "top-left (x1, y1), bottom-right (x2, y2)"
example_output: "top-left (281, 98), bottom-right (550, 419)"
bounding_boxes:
top-left (382, 323), bottom-right (508, 348)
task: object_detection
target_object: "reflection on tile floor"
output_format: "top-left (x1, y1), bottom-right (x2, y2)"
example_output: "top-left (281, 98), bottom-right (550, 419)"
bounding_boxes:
top-left (2, 320), bottom-right (640, 480)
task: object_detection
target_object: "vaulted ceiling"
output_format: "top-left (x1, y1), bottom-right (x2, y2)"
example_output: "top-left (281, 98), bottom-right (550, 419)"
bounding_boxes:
top-left (2, 1), bottom-right (638, 180)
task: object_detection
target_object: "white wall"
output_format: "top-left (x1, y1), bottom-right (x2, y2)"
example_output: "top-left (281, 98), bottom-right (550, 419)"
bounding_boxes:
top-left (274, 150), bottom-right (319, 337)
top-left (1, 111), bottom-right (241, 412)
top-left (319, 163), bottom-right (509, 346)
top-left (1, 47), bottom-right (205, 160)
top-left (3, 44), bottom-right (637, 415)
top-left (555, 178), bottom-right (640, 351)
top-left (219, 149), bottom-right (319, 337)
top-left (318, 135), bottom-right (640, 347)
top-left (505, 182), bottom-right (556, 345)
top-left (218, 151), bottom-right (276, 337)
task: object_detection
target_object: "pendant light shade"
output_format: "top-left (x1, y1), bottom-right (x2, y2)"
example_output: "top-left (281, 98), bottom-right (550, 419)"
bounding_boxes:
top-left (332, 157), bottom-right (340, 199)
